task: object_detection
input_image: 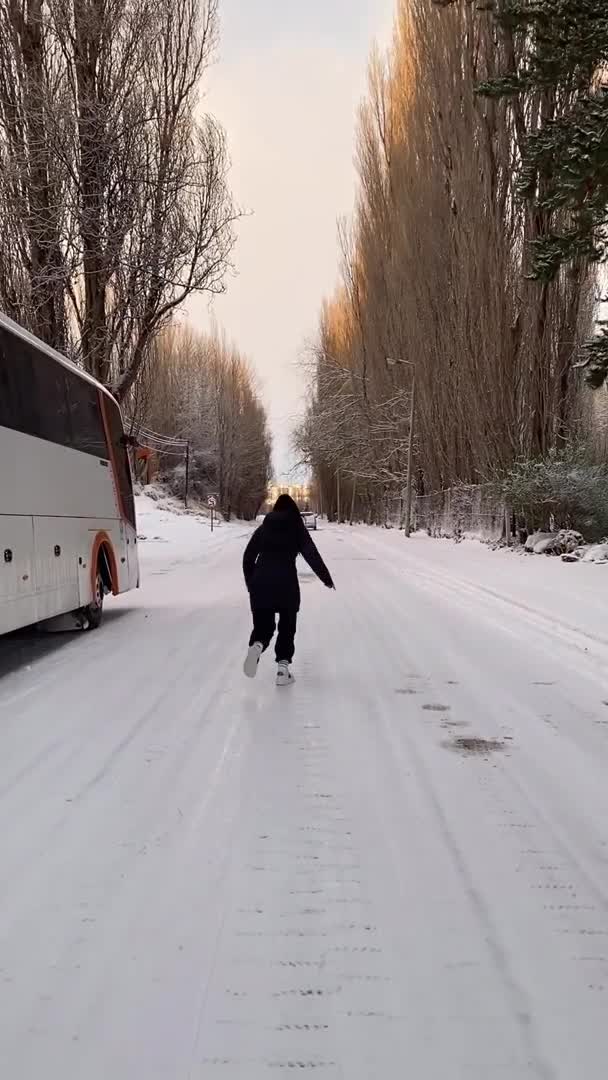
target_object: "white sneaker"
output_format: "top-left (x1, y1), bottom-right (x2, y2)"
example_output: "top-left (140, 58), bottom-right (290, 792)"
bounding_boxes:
top-left (244, 642), bottom-right (263, 678)
top-left (276, 661), bottom-right (295, 687)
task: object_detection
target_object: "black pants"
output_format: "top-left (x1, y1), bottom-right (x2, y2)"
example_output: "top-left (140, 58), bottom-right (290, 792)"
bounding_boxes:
top-left (250, 608), bottom-right (298, 663)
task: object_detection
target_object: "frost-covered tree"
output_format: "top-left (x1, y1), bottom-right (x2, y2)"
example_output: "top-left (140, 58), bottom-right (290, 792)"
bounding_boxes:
top-left (299, 0), bottom-right (601, 521)
top-left (141, 325), bottom-right (272, 521)
top-left (0, 0), bottom-right (237, 398)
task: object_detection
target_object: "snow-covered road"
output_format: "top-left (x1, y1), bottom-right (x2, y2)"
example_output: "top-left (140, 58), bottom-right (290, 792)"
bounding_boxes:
top-left (2, 507), bottom-right (608, 1079)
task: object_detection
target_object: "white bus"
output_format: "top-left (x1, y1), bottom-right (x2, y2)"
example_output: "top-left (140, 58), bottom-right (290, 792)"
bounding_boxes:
top-left (0, 312), bottom-right (139, 635)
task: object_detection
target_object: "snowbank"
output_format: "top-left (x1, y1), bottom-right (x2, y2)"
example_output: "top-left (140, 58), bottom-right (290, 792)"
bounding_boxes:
top-left (524, 529), bottom-right (584, 556)
top-left (343, 523), bottom-right (608, 658)
top-left (136, 483), bottom-right (213, 518)
top-left (521, 529), bottom-right (608, 565)
top-left (135, 489), bottom-right (251, 573)
top-left (582, 542), bottom-right (608, 565)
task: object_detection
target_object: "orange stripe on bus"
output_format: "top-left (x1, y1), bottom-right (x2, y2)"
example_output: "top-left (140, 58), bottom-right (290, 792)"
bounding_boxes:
top-left (91, 531), bottom-right (119, 597)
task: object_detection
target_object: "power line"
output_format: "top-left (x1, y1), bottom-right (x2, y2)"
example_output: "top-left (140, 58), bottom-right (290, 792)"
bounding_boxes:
top-left (126, 417), bottom-right (192, 509)
top-left (125, 417), bottom-right (188, 451)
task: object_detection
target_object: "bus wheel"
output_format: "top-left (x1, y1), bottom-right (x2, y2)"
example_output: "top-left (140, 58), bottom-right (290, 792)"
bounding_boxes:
top-left (83, 566), bottom-right (105, 630)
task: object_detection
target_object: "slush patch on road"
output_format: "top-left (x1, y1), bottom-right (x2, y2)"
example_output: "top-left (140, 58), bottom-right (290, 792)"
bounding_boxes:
top-left (447, 736), bottom-right (505, 755)
top-left (423, 703), bottom-right (451, 712)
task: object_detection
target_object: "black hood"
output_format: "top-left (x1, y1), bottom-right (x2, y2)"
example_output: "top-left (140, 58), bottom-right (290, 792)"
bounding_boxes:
top-left (261, 510), bottom-right (300, 550)
top-left (273, 493), bottom-right (301, 515)
top-left (263, 510), bottom-right (298, 532)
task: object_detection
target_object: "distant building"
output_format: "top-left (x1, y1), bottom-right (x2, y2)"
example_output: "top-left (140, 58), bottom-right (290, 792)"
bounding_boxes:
top-left (267, 484), bottom-right (311, 510)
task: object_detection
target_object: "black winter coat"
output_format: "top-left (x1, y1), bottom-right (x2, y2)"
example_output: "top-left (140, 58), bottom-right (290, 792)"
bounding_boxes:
top-left (243, 511), bottom-right (334, 611)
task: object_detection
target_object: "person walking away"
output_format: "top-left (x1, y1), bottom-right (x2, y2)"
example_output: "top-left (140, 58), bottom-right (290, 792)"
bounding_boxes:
top-left (243, 494), bottom-right (334, 685)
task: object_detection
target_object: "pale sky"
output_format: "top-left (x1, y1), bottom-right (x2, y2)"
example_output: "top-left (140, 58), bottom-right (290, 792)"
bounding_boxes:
top-left (187, 0), bottom-right (394, 479)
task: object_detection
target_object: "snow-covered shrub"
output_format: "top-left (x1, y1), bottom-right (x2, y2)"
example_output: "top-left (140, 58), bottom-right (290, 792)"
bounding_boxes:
top-left (583, 543), bottom-right (608, 565)
top-left (561, 548), bottom-right (587, 563)
top-left (142, 484), bottom-right (167, 503)
top-left (525, 531), bottom-right (555, 553)
top-left (525, 529), bottom-right (583, 555)
top-left (539, 530), bottom-right (583, 555)
top-left (554, 529), bottom-right (584, 554)
top-left (159, 450), bottom-right (218, 509)
top-left (161, 462), bottom-right (187, 502)
top-left (533, 535), bottom-right (559, 554)
top-left (501, 447), bottom-right (608, 542)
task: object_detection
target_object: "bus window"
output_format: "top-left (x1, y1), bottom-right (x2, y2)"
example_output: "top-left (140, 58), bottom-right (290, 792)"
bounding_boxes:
top-left (104, 399), bottom-right (136, 528)
top-left (0, 331), bottom-right (35, 434)
top-left (0, 326), bottom-right (110, 459)
top-left (33, 350), bottom-right (72, 447)
top-left (0, 328), bottom-right (71, 448)
top-left (67, 375), bottom-right (108, 458)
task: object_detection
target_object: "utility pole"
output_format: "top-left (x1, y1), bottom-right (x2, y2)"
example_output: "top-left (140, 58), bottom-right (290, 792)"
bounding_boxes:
top-left (403, 376), bottom-right (416, 537)
top-left (386, 357), bottom-right (416, 537)
top-left (184, 443), bottom-right (190, 509)
top-left (336, 467), bottom-right (341, 524)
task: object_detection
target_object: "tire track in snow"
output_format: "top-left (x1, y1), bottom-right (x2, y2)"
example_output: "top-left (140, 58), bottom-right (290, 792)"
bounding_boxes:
top-left (326, 527), bottom-right (608, 1077)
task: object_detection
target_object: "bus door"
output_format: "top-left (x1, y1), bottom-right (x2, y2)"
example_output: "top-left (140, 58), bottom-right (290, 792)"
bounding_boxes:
top-left (33, 517), bottom-right (80, 623)
top-left (0, 517), bottom-right (37, 634)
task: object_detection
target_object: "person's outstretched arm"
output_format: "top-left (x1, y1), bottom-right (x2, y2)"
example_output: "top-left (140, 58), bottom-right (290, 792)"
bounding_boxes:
top-left (298, 523), bottom-right (335, 589)
top-left (243, 527), bottom-right (262, 590)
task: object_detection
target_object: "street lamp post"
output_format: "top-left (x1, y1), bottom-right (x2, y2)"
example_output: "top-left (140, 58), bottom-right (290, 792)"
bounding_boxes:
top-left (386, 357), bottom-right (416, 538)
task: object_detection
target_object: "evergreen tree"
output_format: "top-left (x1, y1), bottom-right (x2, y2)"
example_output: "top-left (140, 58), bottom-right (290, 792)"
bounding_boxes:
top-left (475, 0), bottom-right (608, 385)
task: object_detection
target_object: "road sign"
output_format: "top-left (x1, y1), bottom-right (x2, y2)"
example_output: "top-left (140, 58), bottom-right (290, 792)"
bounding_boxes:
top-left (207, 494), bottom-right (217, 509)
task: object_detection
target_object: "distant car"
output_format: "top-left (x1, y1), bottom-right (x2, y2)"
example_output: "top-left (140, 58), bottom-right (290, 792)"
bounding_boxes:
top-left (301, 511), bottom-right (318, 531)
